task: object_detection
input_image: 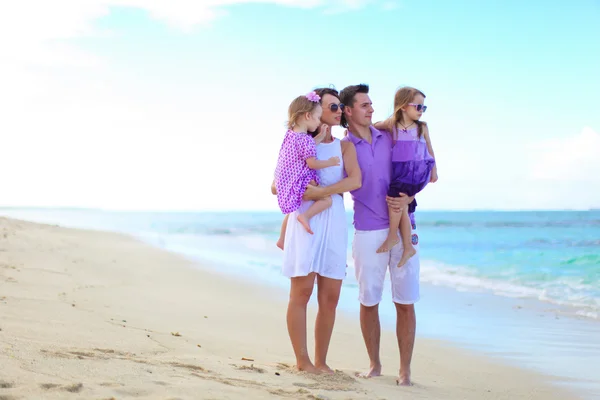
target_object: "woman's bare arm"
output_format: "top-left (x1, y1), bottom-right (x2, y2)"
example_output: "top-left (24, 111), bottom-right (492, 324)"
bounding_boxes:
top-left (304, 141), bottom-right (361, 200)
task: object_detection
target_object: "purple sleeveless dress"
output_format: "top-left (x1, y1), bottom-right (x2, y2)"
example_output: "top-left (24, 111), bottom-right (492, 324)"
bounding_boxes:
top-left (386, 126), bottom-right (435, 214)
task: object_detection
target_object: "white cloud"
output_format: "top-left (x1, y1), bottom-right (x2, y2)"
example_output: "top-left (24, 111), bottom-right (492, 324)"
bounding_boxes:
top-left (529, 127), bottom-right (600, 182)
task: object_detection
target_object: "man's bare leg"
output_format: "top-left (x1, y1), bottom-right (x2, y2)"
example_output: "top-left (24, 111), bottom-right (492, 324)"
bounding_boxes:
top-left (277, 214), bottom-right (289, 250)
top-left (314, 275), bottom-right (342, 374)
top-left (395, 303), bottom-right (416, 386)
top-left (287, 273), bottom-right (320, 373)
top-left (357, 304), bottom-right (382, 378)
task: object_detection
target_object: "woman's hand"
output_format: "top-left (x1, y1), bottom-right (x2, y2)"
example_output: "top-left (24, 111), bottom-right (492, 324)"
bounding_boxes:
top-left (303, 184), bottom-right (326, 201)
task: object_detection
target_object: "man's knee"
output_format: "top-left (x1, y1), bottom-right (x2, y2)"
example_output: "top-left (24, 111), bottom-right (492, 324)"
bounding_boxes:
top-left (395, 303), bottom-right (415, 316)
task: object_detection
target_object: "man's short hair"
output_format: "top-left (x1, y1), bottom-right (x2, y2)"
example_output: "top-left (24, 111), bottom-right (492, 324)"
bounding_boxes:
top-left (339, 84), bottom-right (369, 128)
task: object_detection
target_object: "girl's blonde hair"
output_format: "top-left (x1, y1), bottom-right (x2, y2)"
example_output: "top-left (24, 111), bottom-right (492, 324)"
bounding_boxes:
top-left (287, 94), bottom-right (321, 129)
top-left (391, 86), bottom-right (426, 138)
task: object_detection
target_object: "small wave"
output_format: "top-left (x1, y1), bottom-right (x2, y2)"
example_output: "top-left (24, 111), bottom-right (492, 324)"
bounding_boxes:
top-left (419, 260), bottom-right (600, 319)
top-left (422, 220), bottom-right (600, 229)
top-left (526, 239), bottom-right (600, 248)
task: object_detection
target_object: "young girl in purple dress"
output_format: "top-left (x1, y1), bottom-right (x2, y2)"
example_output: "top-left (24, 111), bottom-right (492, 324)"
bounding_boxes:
top-left (274, 91), bottom-right (340, 247)
top-left (374, 87), bottom-right (438, 267)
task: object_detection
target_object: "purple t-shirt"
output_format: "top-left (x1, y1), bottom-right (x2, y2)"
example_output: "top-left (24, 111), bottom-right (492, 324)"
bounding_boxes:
top-left (342, 126), bottom-right (392, 231)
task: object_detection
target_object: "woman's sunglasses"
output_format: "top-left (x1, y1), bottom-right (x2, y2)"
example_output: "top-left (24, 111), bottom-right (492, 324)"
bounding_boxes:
top-left (408, 103), bottom-right (427, 112)
top-left (328, 103), bottom-right (345, 112)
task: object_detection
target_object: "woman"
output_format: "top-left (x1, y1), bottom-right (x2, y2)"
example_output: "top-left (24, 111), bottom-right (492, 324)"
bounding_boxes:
top-left (271, 87), bottom-right (361, 373)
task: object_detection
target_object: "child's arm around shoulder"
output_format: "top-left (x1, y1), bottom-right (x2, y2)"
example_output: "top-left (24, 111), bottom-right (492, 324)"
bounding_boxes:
top-left (422, 122), bottom-right (438, 183)
top-left (373, 117), bottom-right (394, 133)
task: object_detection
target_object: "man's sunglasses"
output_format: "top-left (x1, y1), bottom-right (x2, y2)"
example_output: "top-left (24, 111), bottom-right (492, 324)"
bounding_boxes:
top-left (408, 103), bottom-right (427, 112)
top-left (328, 103), bottom-right (345, 112)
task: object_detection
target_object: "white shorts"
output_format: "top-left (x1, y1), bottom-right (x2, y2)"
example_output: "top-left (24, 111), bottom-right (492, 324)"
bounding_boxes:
top-left (352, 228), bottom-right (420, 307)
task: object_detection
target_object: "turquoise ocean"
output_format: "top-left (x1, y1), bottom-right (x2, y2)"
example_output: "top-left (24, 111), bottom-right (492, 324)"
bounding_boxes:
top-left (2, 208), bottom-right (599, 397)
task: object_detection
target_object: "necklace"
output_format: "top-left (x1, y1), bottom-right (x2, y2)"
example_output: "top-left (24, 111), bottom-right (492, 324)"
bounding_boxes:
top-left (398, 122), bottom-right (415, 133)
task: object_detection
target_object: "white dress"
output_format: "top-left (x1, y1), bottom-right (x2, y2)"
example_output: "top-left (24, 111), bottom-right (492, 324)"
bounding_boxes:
top-left (282, 138), bottom-right (348, 280)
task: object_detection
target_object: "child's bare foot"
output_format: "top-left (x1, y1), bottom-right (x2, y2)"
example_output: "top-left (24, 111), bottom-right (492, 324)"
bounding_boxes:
top-left (397, 245), bottom-right (417, 267)
top-left (376, 235), bottom-right (400, 253)
top-left (297, 214), bottom-right (313, 234)
top-left (276, 238), bottom-right (284, 250)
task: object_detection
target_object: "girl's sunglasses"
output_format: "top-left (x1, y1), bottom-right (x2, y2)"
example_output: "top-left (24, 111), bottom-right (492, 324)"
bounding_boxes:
top-left (328, 103), bottom-right (344, 112)
top-left (409, 103), bottom-right (427, 112)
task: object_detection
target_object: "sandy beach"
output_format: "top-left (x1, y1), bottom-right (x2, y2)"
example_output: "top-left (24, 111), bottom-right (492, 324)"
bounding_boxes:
top-left (0, 216), bottom-right (578, 399)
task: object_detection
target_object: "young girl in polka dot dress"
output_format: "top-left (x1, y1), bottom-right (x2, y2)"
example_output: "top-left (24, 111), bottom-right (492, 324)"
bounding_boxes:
top-left (274, 91), bottom-right (340, 249)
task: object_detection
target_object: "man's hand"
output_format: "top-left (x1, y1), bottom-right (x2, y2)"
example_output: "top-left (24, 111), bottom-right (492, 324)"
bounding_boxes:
top-left (386, 193), bottom-right (413, 213)
top-left (303, 184), bottom-right (326, 201)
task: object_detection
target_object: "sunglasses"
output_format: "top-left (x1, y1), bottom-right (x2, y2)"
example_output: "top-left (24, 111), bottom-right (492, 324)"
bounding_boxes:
top-left (408, 103), bottom-right (427, 112)
top-left (328, 103), bottom-right (345, 112)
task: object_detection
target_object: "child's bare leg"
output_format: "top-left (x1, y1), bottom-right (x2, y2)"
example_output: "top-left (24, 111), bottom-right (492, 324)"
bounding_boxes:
top-left (377, 204), bottom-right (401, 253)
top-left (397, 208), bottom-right (417, 267)
top-left (297, 195), bottom-right (332, 235)
top-left (277, 214), bottom-right (289, 250)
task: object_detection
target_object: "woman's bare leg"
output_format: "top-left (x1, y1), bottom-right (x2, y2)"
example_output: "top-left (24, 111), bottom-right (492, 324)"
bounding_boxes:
top-left (287, 273), bottom-right (320, 373)
top-left (314, 275), bottom-right (342, 373)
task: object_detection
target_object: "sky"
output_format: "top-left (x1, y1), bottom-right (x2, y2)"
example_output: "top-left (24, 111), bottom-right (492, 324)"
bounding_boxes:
top-left (0, 0), bottom-right (599, 211)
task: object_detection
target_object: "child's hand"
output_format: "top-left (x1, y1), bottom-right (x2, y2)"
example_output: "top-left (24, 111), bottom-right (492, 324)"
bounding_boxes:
top-left (314, 124), bottom-right (328, 144)
top-left (327, 156), bottom-right (340, 167)
top-left (430, 167), bottom-right (438, 183)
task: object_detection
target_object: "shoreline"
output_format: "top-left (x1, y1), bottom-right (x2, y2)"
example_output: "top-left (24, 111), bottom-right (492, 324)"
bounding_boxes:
top-left (0, 216), bottom-right (587, 399)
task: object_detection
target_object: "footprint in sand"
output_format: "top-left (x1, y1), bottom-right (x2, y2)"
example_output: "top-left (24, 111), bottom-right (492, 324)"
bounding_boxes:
top-left (0, 381), bottom-right (14, 389)
top-left (40, 383), bottom-right (83, 393)
top-left (233, 364), bottom-right (266, 373)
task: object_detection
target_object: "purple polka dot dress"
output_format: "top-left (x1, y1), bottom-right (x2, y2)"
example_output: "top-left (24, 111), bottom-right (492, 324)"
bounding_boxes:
top-left (274, 130), bottom-right (319, 214)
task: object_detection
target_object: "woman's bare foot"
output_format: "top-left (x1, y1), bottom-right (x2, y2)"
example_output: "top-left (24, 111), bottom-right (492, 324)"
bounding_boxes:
top-left (276, 238), bottom-right (284, 250)
top-left (297, 362), bottom-right (321, 374)
top-left (355, 363), bottom-right (382, 378)
top-left (376, 235), bottom-right (400, 253)
top-left (297, 214), bottom-right (314, 234)
top-left (315, 363), bottom-right (334, 374)
top-left (397, 245), bottom-right (416, 267)
top-left (396, 368), bottom-right (412, 386)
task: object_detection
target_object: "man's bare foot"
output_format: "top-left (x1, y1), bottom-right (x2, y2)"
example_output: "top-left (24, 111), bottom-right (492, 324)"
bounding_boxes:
top-left (315, 363), bottom-right (334, 374)
top-left (276, 238), bottom-right (284, 250)
top-left (397, 246), bottom-right (417, 267)
top-left (297, 362), bottom-right (321, 374)
top-left (376, 236), bottom-right (400, 253)
top-left (297, 214), bottom-right (313, 234)
top-left (396, 369), bottom-right (412, 386)
top-left (355, 364), bottom-right (382, 378)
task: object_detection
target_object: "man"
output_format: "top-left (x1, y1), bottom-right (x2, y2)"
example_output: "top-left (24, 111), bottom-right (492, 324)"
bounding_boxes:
top-left (340, 83), bottom-right (419, 386)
